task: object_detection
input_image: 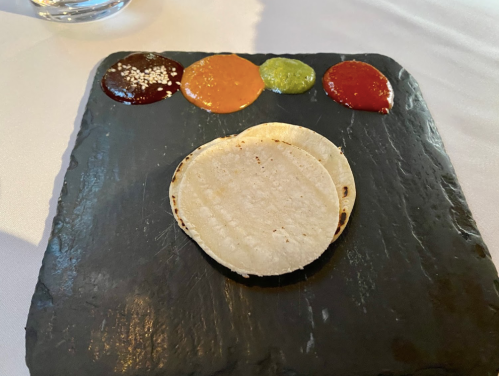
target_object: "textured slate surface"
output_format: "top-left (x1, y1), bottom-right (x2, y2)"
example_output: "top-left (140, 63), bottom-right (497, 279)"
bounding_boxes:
top-left (26, 52), bottom-right (499, 376)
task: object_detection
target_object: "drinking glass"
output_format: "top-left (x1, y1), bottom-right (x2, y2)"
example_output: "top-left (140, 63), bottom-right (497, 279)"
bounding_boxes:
top-left (30, 0), bottom-right (131, 23)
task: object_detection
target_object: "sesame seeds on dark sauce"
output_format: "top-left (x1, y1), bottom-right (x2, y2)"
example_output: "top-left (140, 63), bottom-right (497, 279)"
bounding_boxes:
top-left (101, 53), bottom-right (184, 105)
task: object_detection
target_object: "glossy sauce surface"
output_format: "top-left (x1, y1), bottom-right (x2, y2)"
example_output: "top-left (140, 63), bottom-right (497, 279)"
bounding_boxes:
top-left (259, 57), bottom-right (316, 94)
top-left (181, 54), bottom-right (265, 114)
top-left (101, 53), bottom-right (184, 105)
top-left (322, 61), bottom-right (394, 114)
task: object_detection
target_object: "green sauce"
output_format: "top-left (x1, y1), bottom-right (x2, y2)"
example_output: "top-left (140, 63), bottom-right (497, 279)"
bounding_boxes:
top-left (259, 58), bottom-right (316, 94)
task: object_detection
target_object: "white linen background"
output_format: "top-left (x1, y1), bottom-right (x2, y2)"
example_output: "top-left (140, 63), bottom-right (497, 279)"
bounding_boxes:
top-left (0, 0), bottom-right (498, 374)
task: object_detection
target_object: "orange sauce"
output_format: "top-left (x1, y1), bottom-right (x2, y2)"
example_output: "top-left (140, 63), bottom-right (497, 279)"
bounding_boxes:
top-left (181, 54), bottom-right (265, 114)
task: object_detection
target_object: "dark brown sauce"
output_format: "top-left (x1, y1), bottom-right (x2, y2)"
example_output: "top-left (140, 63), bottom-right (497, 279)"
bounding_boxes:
top-left (101, 53), bottom-right (184, 105)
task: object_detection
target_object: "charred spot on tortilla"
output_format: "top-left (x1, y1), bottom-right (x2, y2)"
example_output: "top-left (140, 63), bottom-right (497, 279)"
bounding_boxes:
top-left (339, 212), bottom-right (347, 226)
top-left (343, 186), bottom-right (348, 197)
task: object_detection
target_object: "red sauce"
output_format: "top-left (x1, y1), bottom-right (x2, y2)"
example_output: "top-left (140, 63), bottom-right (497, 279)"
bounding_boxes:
top-left (322, 61), bottom-right (394, 114)
top-left (101, 53), bottom-right (184, 105)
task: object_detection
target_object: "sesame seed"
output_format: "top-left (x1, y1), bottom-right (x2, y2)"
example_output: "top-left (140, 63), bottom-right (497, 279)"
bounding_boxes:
top-left (114, 64), bottom-right (181, 91)
top-left (172, 67), bottom-right (176, 71)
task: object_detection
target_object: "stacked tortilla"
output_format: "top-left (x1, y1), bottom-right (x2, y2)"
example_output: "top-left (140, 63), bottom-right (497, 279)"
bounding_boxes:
top-left (169, 123), bottom-right (356, 276)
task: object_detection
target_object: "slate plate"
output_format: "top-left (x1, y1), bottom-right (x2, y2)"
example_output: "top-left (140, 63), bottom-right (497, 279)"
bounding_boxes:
top-left (26, 52), bottom-right (499, 376)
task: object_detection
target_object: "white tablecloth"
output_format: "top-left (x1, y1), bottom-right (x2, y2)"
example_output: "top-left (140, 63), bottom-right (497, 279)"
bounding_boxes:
top-left (1, 0), bottom-right (498, 374)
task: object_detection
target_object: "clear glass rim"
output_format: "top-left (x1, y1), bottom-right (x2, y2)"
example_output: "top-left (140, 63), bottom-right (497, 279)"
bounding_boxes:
top-left (30, 0), bottom-right (131, 23)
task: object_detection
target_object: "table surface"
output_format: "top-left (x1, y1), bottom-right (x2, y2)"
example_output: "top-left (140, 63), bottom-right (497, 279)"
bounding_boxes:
top-left (1, 1), bottom-right (498, 375)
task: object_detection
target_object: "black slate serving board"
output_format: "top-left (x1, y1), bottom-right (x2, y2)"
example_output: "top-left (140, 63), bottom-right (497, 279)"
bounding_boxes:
top-left (26, 52), bottom-right (499, 376)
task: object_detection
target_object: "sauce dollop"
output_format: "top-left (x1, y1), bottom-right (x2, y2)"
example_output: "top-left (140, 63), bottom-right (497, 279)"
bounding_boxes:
top-left (101, 53), bottom-right (184, 105)
top-left (181, 54), bottom-right (265, 114)
top-left (259, 58), bottom-right (316, 94)
top-left (322, 61), bottom-right (394, 114)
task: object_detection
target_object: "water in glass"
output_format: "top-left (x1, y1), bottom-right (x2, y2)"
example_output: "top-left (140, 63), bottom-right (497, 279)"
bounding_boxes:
top-left (30, 0), bottom-right (131, 22)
